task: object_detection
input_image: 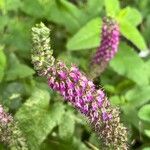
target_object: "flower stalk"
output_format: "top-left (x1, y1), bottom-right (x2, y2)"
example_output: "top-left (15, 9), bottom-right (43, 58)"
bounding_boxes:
top-left (31, 23), bottom-right (128, 149)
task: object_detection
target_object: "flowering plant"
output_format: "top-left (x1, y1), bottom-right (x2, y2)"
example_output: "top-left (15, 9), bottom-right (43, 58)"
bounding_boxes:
top-left (31, 23), bottom-right (127, 149)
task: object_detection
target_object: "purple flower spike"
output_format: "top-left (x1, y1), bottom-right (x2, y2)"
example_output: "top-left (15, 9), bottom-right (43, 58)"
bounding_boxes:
top-left (93, 17), bottom-right (119, 62)
top-left (46, 61), bottom-right (127, 149)
top-left (47, 61), bottom-right (110, 123)
top-left (91, 17), bottom-right (120, 78)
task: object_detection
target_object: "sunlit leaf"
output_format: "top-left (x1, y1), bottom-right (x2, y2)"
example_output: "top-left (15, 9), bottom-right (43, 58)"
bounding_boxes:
top-left (110, 43), bottom-right (149, 85)
top-left (138, 104), bottom-right (150, 122)
top-left (125, 86), bottom-right (150, 107)
top-left (104, 0), bottom-right (120, 17)
top-left (117, 7), bottom-right (142, 26)
top-left (67, 18), bottom-right (101, 51)
top-left (119, 20), bottom-right (147, 51)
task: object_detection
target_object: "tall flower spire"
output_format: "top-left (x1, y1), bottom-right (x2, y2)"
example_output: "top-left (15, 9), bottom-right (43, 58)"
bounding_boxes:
top-left (0, 105), bottom-right (28, 150)
top-left (91, 17), bottom-right (120, 78)
top-left (31, 23), bottom-right (128, 149)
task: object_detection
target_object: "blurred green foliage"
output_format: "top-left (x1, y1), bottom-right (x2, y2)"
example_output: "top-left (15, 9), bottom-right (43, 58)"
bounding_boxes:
top-left (0, 0), bottom-right (150, 149)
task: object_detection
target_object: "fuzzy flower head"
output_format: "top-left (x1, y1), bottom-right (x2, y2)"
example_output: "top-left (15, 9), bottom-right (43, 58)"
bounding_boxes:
top-left (0, 105), bottom-right (28, 150)
top-left (31, 23), bottom-right (128, 149)
top-left (0, 105), bottom-right (12, 125)
top-left (92, 17), bottom-right (120, 64)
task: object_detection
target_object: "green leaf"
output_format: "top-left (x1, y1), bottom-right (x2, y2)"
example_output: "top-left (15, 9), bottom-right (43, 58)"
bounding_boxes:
top-left (117, 7), bottom-right (142, 26)
top-left (122, 105), bottom-right (139, 129)
top-left (47, 0), bottom-right (87, 33)
top-left (5, 53), bottom-right (35, 81)
top-left (119, 20), bottom-right (147, 51)
top-left (59, 112), bottom-right (75, 140)
top-left (1, 82), bottom-right (25, 110)
top-left (125, 86), bottom-right (150, 107)
top-left (145, 59), bottom-right (150, 81)
top-left (67, 18), bottom-right (101, 51)
top-left (142, 148), bottom-right (150, 150)
top-left (3, 19), bottom-right (32, 54)
top-left (110, 43), bottom-right (149, 85)
top-left (0, 0), bottom-right (21, 13)
top-left (104, 0), bottom-right (120, 17)
top-left (0, 46), bottom-right (6, 82)
top-left (15, 88), bottom-right (65, 150)
top-left (110, 96), bottom-right (125, 106)
top-left (21, 0), bottom-right (44, 18)
top-left (144, 129), bottom-right (150, 138)
top-left (86, 0), bottom-right (104, 19)
top-left (41, 137), bottom-right (89, 150)
top-left (138, 104), bottom-right (150, 122)
top-left (6, 64), bottom-right (35, 81)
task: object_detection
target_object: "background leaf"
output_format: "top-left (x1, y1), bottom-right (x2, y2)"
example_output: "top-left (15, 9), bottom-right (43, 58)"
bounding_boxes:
top-left (119, 20), bottom-right (147, 51)
top-left (125, 86), bottom-right (150, 107)
top-left (67, 18), bottom-right (101, 51)
top-left (5, 53), bottom-right (35, 81)
top-left (110, 43), bottom-right (149, 85)
top-left (104, 0), bottom-right (120, 17)
top-left (138, 104), bottom-right (150, 122)
top-left (117, 7), bottom-right (142, 26)
top-left (59, 111), bottom-right (75, 141)
top-left (86, 0), bottom-right (104, 19)
top-left (0, 46), bottom-right (6, 82)
top-left (47, 0), bottom-right (87, 33)
top-left (15, 88), bottom-right (65, 150)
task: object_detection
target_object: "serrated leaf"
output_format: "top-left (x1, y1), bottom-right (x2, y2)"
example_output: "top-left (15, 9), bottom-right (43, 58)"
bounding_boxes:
top-left (0, 46), bottom-right (6, 82)
top-left (110, 43), bottom-right (149, 85)
top-left (67, 18), bottom-right (101, 51)
top-left (125, 86), bottom-right (150, 107)
top-left (59, 112), bottom-right (75, 140)
top-left (138, 104), bottom-right (150, 122)
top-left (15, 88), bottom-right (65, 150)
top-left (117, 7), bottom-right (142, 26)
top-left (119, 20), bottom-right (147, 51)
top-left (104, 0), bottom-right (120, 17)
